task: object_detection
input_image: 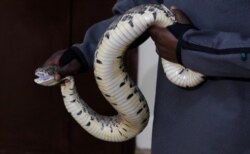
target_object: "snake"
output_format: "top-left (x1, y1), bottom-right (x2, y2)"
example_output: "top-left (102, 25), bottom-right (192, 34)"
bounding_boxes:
top-left (34, 4), bottom-right (204, 142)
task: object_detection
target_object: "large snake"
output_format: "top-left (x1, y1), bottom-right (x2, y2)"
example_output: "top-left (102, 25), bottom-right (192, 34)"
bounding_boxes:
top-left (34, 4), bottom-right (204, 142)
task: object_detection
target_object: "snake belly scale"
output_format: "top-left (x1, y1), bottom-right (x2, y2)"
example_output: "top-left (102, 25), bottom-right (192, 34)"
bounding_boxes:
top-left (34, 4), bottom-right (204, 142)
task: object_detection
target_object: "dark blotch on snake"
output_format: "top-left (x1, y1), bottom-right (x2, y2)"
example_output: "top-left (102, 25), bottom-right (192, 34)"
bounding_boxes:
top-left (86, 122), bottom-right (91, 127)
top-left (70, 99), bottom-right (76, 103)
top-left (129, 82), bottom-right (134, 88)
top-left (142, 118), bottom-right (148, 124)
top-left (118, 130), bottom-right (123, 136)
top-left (128, 20), bottom-right (134, 27)
top-left (153, 12), bottom-right (157, 20)
top-left (124, 75), bottom-right (128, 81)
top-left (83, 107), bottom-right (86, 112)
top-left (101, 123), bottom-right (104, 130)
top-left (178, 68), bottom-right (185, 74)
top-left (77, 110), bottom-right (82, 115)
top-left (96, 76), bottom-right (102, 80)
top-left (120, 82), bottom-right (125, 87)
top-left (122, 128), bottom-right (127, 132)
top-left (105, 94), bottom-right (111, 97)
top-left (105, 32), bottom-right (110, 39)
top-left (137, 108), bottom-right (143, 115)
top-left (127, 93), bottom-right (134, 100)
top-left (96, 59), bottom-right (103, 64)
top-left (124, 123), bottom-right (129, 127)
top-left (139, 96), bottom-right (145, 102)
top-left (165, 11), bottom-right (172, 17)
top-left (148, 7), bottom-right (155, 12)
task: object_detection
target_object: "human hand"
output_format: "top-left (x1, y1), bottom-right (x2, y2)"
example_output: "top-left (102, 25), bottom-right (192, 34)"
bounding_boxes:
top-left (43, 49), bottom-right (82, 81)
top-left (148, 6), bottom-right (191, 63)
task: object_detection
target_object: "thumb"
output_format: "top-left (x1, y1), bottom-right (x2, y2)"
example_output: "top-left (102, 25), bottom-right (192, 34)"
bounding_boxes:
top-left (170, 7), bottom-right (190, 24)
top-left (57, 59), bottom-right (81, 78)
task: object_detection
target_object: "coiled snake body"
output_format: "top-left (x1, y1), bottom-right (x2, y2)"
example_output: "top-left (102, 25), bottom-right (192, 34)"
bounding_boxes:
top-left (35, 4), bottom-right (204, 142)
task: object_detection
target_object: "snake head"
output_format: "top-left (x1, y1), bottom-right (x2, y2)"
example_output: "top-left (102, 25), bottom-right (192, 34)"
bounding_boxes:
top-left (34, 65), bottom-right (60, 86)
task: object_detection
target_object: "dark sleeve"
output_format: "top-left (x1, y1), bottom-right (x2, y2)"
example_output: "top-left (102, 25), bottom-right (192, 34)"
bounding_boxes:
top-left (178, 29), bottom-right (250, 79)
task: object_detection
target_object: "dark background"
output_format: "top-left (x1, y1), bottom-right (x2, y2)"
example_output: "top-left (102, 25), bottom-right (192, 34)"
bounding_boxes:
top-left (0, 0), bottom-right (137, 153)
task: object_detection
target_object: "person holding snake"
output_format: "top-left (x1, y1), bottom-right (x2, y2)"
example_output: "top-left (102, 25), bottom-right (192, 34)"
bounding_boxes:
top-left (35, 0), bottom-right (250, 153)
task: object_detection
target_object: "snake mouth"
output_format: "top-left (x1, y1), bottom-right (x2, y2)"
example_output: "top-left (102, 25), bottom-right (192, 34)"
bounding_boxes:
top-left (34, 66), bottom-right (59, 86)
top-left (34, 72), bottom-right (52, 83)
top-left (34, 72), bottom-right (55, 86)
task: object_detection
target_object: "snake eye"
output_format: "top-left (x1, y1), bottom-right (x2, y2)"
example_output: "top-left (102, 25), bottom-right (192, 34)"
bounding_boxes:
top-left (44, 66), bottom-right (57, 76)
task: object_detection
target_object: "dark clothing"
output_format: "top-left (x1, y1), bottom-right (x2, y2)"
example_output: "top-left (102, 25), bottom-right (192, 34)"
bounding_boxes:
top-left (72, 0), bottom-right (250, 153)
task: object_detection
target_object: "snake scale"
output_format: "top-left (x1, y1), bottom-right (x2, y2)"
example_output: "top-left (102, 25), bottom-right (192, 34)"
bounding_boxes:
top-left (34, 4), bottom-right (204, 142)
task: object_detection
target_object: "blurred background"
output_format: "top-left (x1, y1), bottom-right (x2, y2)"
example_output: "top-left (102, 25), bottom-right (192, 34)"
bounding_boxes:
top-left (0, 0), bottom-right (158, 153)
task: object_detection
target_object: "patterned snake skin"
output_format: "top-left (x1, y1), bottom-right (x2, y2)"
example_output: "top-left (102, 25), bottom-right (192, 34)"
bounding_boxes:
top-left (34, 4), bottom-right (204, 142)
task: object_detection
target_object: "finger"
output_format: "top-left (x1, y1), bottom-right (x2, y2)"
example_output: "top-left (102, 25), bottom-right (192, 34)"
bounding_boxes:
top-left (58, 59), bottom-right (81, 77)
top-left (155, 48), bottom-right (162, 57)
top-left (155, 46), bottom-right (177, 62)
top-left (54, 73), bottom-right (62, 81)
top-left (149, 26), bottom-right (168, 39)
top-left (43, 58), bottom-right (59, 67)
top-left (170, 7), bottom-right (190, 24)
top-left (170, 6), bottom-right (177, 10)
top-left (149, 26), bottom-right (176, 45)
top-left (43, 50), bottom-right (65, 67)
